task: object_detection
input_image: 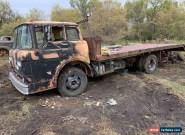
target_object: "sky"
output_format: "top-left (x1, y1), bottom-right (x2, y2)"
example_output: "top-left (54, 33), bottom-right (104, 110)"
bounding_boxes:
top-left (8, 0), bottom-right (71, 16)
top-left (8, 0), bottom-right (126, 16)
top-left (7, 0), bottom-right (185, 17)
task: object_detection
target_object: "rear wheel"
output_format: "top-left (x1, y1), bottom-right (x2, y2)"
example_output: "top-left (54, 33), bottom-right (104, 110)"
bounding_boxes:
top-left (143, 54), bottom-right (158, 74)
top-left (58, 67), bottom-right (88, 97)
top-left (177, 52), bottom-right (185, 61)
top-left (137, 57), bottom-right (144, 71)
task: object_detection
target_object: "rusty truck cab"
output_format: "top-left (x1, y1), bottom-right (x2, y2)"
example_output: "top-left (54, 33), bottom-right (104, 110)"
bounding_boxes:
top-left (9, 21), bottom-right (90, 95)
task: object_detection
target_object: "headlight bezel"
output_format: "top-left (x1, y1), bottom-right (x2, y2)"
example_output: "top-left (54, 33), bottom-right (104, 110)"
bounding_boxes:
top-left (16, 61), bottom-right (22, 67)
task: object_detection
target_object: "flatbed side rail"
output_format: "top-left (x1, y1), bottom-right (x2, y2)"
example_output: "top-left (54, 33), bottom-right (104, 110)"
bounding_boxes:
top-left (95, 44), bottom-right (185, 61)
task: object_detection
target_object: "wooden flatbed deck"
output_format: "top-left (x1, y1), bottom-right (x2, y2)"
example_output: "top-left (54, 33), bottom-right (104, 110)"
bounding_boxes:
top-left (95, 43), bottom-right (185, 61)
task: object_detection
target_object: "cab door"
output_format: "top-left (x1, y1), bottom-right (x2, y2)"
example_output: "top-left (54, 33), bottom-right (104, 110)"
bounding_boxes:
top-left (10, 25), bottom-right (33, 83)
top-left (29, 25), bottom-right (62, 84)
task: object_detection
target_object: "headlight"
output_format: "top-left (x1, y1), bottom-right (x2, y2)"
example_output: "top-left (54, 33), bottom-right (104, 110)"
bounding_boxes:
top-left (17, 61), bottom-right (22, 67)
top-left (9, 57), bottom-right (12, 63)
top-left (15, 65), bottom-right (19, 70)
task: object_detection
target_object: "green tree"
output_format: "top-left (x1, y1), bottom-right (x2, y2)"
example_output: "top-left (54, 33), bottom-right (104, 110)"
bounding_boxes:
top-left (0, 19), bottom-right (24, 36)
top-left (51, 4), bottom-right (80, 22)
top-left (146, 0), bottom-right (169, 39)
top-left (156, 2), bottom-right (185, 40)
top-left (26, 8), bottom-right (44, 21)
top-left (70, 0), bottom-right (96, 18)
top-left (89, 0), bottom-right (127, 43)
top-left (125, 0), bottom-right (185, 41)
top-left (0, 0), bottom-right (15, 26)
top-left (125, 0), bottom-right (148, 40)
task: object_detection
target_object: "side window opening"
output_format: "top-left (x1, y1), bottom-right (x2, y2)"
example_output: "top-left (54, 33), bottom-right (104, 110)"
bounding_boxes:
top-left (51, 26), bottom-right (64, 41)
top-left (35, 26), bottom-right (45, 48)
top-left (35, 26), bottom-right (64, 50)
top-left (66, 27), bottom-right (80, 41)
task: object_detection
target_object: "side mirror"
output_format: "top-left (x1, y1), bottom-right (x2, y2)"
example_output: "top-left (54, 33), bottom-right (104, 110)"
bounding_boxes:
top-left (77, 13), bottom-right (91, 25)
top-left (86, 13), bottom-right (91, 18)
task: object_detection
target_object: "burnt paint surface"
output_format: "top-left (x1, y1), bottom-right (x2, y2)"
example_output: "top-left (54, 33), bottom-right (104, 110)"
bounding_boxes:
top-left (10, 40), bottom-right (90, 94)
top-left (31, 41), bottom-right (73, 82)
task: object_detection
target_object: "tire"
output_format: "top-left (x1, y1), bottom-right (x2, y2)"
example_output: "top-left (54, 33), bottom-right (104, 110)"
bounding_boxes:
top-left (137, 57), bottom-right (144, 71)
top-left (0, 49), bottom-right (9, 57)
top-left (177, 52), bottom-right (185, 61)
top-left (143, 54), bottom-right (158, 74)
top-left (57, 67), bottom-right (88, 97)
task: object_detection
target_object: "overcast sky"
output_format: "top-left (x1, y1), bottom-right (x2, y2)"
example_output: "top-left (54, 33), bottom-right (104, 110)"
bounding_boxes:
top-left (8, 0), bottom-right (126, 16)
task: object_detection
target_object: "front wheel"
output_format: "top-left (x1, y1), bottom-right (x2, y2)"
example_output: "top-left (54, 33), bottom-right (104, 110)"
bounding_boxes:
top-left (58, 67), bottom-right (88, 97)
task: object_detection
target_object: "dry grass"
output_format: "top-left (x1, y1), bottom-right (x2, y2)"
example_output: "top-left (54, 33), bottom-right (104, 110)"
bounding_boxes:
top-left (96, 119), bottom-right (120, 135)
top-left (0, 102), bottom-right (32, 135)
top-left (145, 74), bottom-right (185, 101)
top-left (38, 124), bottom-right (57, 135)
top-left (22, 102), bottom-right (32, 115)
top-left (158, 79), bottom-right (185, 101)
top-left (40, 131), bottom-right (56, 135)
top-left (96, 106), bottom-right (121, 135)
top-left (0, 59), bottom-right (8, 68)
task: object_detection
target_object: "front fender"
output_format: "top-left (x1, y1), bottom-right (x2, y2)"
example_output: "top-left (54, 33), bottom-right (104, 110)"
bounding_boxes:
top-left (49, 57), bottom-right (93, 88)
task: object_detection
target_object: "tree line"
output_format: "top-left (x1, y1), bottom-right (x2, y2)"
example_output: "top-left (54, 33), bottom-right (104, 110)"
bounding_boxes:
top-left (0, 0), bottom-right (185, 44)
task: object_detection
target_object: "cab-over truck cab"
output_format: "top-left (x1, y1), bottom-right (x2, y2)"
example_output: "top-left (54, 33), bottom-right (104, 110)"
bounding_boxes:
top-left (9, 21), bottom-right (92, 96)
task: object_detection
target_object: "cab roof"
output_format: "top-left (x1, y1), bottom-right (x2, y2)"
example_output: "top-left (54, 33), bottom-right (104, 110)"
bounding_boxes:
top-left (16, 21), bottom-right (78, 28)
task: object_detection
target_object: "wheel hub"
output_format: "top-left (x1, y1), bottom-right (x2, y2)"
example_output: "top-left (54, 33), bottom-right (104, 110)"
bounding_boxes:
top-left (148, 59), bottom-right (156, 71)
top-left (66, 75), bottom-right (81, 90)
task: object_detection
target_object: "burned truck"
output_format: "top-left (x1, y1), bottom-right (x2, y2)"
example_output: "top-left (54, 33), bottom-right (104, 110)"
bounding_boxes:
top-left (9, 21), bottom-right (185, 96)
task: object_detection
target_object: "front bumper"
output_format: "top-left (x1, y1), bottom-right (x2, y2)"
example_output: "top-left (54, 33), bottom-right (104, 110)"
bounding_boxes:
top-left (9, 72), bottom-right (55, 95)
top-left (9, 72), bottom-right (29, 95)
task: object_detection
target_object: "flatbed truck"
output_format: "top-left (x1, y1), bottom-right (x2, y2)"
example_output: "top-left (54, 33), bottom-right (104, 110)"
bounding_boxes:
top-left (9, 21), bottom-right (185, 96)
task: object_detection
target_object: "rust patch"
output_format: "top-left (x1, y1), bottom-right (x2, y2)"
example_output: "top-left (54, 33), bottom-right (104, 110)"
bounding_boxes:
top-left (48, 80), bottom-right (56, 88)
top-left (51, 57), bottom-right (93, 86)
top-left (43, 53), bottom-right (59, 59)
top-left (17, 51), bottom-right (29, 61)
top-left (73, 40), bottom-right (90, 63)
top-left (32, 86), bottom-right (54, 94)
top-left (48, 40), bottom-right (92, 85)
top-left (30, 52), bottom-right (39, 60)
top-left (14, 50), bottom-right (39, 61)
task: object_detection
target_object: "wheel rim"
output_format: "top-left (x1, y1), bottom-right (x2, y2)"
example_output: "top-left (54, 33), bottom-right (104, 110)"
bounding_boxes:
top-left (148, 58), bottom-right (156, 71)
top-left (66, 74), bottom-right (81, 91)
